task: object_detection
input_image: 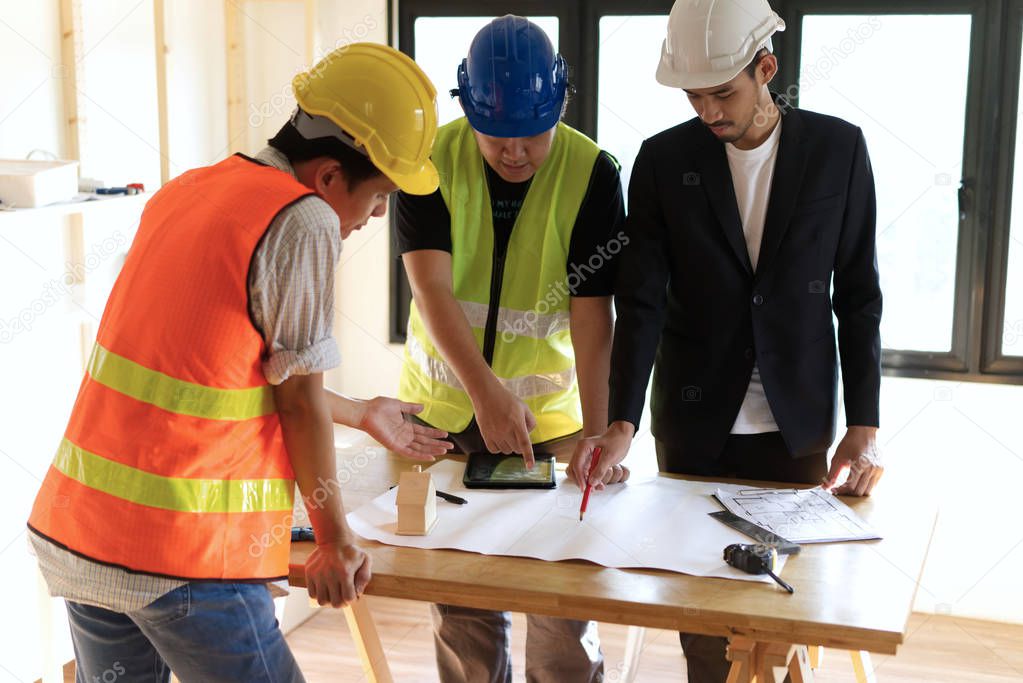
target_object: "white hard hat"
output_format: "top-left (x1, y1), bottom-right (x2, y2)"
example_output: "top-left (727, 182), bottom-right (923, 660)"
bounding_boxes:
top-left (656, 0), bottom-right (786, 90)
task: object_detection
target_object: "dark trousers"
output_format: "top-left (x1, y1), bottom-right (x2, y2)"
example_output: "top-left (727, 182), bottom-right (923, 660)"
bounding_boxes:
top-left (656, 432), bottom-right (828, 683)
top-left (411, 416), bottom-right (596, 681)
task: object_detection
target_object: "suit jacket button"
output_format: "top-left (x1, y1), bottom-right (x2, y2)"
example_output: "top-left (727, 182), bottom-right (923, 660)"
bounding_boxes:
top-left (752, 294), bottom-right (764, 306)
top-left (745, 347), bottom-right (754, 360)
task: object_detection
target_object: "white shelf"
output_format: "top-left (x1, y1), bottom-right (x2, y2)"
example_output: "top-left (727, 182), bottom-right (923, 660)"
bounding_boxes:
top-left (0, 192), bottom-right (147, 223)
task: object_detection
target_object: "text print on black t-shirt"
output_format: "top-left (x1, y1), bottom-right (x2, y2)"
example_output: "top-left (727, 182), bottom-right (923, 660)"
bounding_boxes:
top-left (492, 197), bottom-right (524, 224)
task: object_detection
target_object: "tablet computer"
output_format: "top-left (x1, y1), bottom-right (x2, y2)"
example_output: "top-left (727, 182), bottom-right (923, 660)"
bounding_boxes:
top-left (462, 452), bottom-right (557, 489)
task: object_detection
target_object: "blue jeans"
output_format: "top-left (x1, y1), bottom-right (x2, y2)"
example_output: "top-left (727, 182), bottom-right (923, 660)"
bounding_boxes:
top-left (65, 583), bottom-right (305, 683)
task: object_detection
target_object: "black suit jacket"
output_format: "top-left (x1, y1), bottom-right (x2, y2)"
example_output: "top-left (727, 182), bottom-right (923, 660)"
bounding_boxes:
top-left (610, 103), bottom-right (882, 463)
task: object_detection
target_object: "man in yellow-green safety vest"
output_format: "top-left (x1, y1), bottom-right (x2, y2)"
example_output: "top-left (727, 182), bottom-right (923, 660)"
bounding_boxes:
top-left (394, 15), bottom-right (628, 683)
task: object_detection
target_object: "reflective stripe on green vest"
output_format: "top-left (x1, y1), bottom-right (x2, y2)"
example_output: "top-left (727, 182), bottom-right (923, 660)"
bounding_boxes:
top-left (399, 118), bottom-right (601, 442)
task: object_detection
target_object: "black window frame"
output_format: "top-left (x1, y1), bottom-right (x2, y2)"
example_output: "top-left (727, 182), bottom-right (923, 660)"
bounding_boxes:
top-left (390, 0), bottom-right (1023, 385)
top-left (986, 0), bottom-right (1023, 375)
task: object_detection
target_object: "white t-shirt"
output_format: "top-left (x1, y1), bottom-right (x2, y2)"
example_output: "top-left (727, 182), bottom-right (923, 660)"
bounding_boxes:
top-left (727, 119), bottom-right (783, 434)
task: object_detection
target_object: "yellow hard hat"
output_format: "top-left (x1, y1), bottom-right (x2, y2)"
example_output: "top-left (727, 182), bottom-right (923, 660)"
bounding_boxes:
top-left (292, 42), bottom-right (439, 195)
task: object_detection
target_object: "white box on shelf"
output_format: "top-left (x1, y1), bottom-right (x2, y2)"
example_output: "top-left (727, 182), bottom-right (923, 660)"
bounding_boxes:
top-left (0, 159), bottom-right (79, 209)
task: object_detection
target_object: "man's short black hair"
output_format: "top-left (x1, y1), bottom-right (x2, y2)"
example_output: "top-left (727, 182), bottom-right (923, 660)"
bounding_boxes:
top-left (743, 47), bottom-right (772, 79)
top-left (268, 120), bottom-right (383, 190)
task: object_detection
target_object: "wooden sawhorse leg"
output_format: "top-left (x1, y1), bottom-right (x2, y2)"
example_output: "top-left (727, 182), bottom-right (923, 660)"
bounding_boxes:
top-left (726, 638), bottom-right (814, 683)
top-left (796, 647), bottom-right (877, 682)
top-left (850, 650), bottom-right (877, 683)
top-left (307, 596), bottom-right (393, 682)
top-left (340, 598), bottom-right (394, 683)
top-left (621, 625), bottom-right (646, 682)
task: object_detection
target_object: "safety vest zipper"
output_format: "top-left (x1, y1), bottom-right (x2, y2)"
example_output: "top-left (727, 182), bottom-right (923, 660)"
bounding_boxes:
top-left (482, 247), bottom-right (507, 365)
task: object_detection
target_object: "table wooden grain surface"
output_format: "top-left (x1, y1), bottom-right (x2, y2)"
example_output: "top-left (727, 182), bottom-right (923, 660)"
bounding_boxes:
top-left (289, 441), bottom-right (936, 656)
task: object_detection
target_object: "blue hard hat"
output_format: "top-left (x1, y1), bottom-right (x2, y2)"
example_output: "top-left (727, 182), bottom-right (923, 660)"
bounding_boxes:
top-left (457, 15), bottom-right (568, 138)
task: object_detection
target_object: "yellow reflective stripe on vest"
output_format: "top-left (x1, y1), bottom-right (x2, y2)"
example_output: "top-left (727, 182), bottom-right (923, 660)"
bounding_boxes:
top-left (457, 300), bottom-right (570, 340)
top-left (405, 333), bottom-right (575, 398)
top-left (53, 439), bottom-right (294, 513)
top-left (88, 344), bottom-right (275, 421)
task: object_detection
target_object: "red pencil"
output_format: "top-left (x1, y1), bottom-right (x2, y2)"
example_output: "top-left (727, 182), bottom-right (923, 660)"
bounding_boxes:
top-left (579, 447), bottom-right (602, 521)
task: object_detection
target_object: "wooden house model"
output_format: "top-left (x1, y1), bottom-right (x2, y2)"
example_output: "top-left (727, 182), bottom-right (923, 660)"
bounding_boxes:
top-left (395, 465), bottom-right (438, 535)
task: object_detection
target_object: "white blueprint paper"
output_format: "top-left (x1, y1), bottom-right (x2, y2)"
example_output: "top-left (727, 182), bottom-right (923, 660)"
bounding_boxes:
top-left (346, 460), bottom-right (786, 583)
top-left (714, 486), bottom-right (880, 543)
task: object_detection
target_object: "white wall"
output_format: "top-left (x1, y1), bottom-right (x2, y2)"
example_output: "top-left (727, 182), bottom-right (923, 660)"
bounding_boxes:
top-left (0, 3), bottom-right (103, 679)
top-left (0, 1), bottom-right (63, 159)
top-left (75, 1), bottom-right (162, 191)
top-left (877, 377), bottom-right (1023, 624)
top-left (164, 0), bottom-right (230, 174)
top-left (317, 0), bottom-right (401, 397)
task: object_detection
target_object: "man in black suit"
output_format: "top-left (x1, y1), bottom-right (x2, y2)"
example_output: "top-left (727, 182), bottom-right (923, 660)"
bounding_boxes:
top-left (570, 0), bottom-right (884, 680)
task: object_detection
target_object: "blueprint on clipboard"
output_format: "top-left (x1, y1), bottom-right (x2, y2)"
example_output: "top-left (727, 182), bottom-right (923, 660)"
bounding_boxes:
top-left (713, 487), bottom-right (881, 543)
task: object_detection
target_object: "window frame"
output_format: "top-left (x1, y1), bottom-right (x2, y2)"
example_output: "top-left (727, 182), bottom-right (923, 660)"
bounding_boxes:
top-left (390, 0), bottom-right (1023, 385)
top-left (984, 0), bottom-right (1023, 375)
top-left (775, 0), bottom-right (1013, 382)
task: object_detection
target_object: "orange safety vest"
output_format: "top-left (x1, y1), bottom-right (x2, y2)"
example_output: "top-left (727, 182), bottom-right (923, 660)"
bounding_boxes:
top-left (28, 155), bottom-right (314, 581)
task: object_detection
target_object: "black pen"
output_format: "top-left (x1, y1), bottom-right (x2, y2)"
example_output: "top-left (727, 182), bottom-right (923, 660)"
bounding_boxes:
top-left (389, 485), bottom-right (468, 505)
top-left (435, 490), bottom-right (468, 505)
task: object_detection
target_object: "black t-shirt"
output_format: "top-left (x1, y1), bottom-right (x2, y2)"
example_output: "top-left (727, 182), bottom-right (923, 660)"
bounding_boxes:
top-left (394, 151), bottom-right (625, 297)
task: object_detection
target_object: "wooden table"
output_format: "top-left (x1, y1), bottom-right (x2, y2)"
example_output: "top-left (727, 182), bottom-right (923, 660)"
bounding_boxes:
top-left (289, 443), bottom-right (936, 683)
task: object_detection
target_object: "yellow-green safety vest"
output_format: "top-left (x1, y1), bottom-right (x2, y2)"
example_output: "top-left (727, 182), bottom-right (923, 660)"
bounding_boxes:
top-left (399, 117), bottom-right (601, 443)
